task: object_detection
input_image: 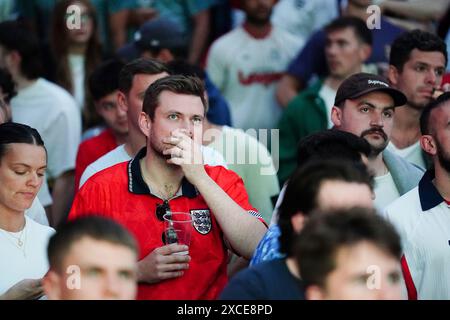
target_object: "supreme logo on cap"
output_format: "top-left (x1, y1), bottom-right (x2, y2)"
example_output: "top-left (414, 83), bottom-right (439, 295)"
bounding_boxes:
top-left (368, 80), bottom-right (389, 87)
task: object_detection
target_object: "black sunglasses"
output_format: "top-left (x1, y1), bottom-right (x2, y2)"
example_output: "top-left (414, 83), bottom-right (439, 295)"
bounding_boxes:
top-left (157, 201), bottom-right (179, 245)
top-left (156, 201), bottom-right (170, 221)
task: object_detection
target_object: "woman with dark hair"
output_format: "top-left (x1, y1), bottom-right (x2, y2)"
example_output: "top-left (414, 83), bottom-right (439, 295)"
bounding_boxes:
top-left (50, 0), bottom-right (102, 128)
top-left (0, 123), bottom-right (55, 300)
top-left (0, 69), bottom-right (49, 227)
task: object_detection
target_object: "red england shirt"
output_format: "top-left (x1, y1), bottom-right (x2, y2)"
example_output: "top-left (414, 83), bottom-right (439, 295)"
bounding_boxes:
top-left (69, 148), bottom-right (264, 300)
top-left (74, 128), bottom-right (118, 191)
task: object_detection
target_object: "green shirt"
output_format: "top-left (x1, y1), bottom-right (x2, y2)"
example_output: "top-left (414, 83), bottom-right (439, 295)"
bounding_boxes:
top-left (277, 80), bottom-right (328, 185)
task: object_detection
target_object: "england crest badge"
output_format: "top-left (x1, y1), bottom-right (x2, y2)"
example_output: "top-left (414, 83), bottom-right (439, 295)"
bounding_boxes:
top-left (191, 209), bottom-right (212, 235)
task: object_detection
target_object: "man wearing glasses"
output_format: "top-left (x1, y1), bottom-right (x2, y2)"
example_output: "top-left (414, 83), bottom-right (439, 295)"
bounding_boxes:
top-left (69, 75), bottom-right (267, 300)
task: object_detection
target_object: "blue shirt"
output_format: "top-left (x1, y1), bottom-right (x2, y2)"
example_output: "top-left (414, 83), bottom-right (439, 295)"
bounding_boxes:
top-left (220, 259), bottom-right (304, 300)
top-left (250, 224), bottom-right (285, 266)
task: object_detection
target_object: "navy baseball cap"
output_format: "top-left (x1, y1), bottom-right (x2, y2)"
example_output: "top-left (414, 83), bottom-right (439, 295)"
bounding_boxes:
top-left (334, 73), bottom-right (407, 107)
top-left (117, 17), bottom-right (188, 62)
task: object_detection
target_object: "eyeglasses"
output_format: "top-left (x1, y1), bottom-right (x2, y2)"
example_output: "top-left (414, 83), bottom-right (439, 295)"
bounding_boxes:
top-left (156, 201), bottom-right (170, 221)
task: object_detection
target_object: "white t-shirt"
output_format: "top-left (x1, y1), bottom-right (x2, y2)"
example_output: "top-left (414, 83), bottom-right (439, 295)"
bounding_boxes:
top-left (0, 216), bottom-right (55, 296)
top-left (271, 0), bottom-right (338, 47)
top-left (79, 144), bottom-right (228, 189)
top-left (68, 54), bottom-right (85, 110)
top-left (11, 78), bottom-right (82, 206)
top-left (25, 198), bottom-right (49, 226)
top-left (269, 182), bottom-right (287, 226)
top-left (387, 141), bottom-right (426, 170)
top-left (374, 171), bottom-right (401, 211)
top-left (207, 25), bottom-right (301, 130)
top-left (383, 176), bottom-right (450, 299)
top-left (207, 126), bottom-right (280, 223)
top-left (318, 84), bottom-right (337, 129)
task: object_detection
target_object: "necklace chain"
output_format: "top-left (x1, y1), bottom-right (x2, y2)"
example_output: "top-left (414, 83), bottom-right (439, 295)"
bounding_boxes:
top-left (0, 220), bottom-right (27, 253)
top-left (140, 159), bottom-right (178, 200)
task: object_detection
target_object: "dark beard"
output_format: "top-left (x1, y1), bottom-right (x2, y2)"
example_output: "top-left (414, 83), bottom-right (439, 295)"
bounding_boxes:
top-left (149, 137), bottom-right (171, 161)
top-left (246, 13), bottom-right (271, 26)
top-left (360, 128), bottom-right (388, 158)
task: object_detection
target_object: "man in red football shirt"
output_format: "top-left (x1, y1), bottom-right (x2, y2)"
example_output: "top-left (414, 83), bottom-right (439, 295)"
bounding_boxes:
top-left (69, 75), bottom-right (267, 299)
top-left (74, 59), bottom-right (128, 191)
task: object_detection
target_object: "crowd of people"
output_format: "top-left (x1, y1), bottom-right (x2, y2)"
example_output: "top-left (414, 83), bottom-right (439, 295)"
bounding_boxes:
top-left (1, 0), bottom-right (450, 300)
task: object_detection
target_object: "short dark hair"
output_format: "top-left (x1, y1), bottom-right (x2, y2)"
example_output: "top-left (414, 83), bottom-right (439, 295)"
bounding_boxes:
top-left (0, 122), bottom-right (45, 163)
top-left (142, 74), bottom-right (207, 120)
top-left (118, 58), bottom-right (168, 95)
top-left (294, 207), bottom-right (401, 289)
top-left (89, 59), bottom-right (125, 101)
top-left (48, 216), bottom-right (138, 272)
top-left (420, 91), bottom-right (450, 135)
top-left (325, 17), bottom-right (372, 46)
top-left (0, 21), bottom-right (43, 79)
top-left (390, 29), bottom-right (448, 71)
top-left (296, 129), bottom-right (371, 168)
top-left (278, 160), bottom-right (373, 256)
top-left (0, 67), bottom-right (16, 103)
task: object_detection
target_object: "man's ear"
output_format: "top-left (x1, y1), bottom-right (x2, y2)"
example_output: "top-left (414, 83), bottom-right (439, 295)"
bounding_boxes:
top-left (117, 91), bottom-right (128, 113)
top-left (9, 49), bottom-right (20, 64)
top-left (138, 112), bottom-right (151, 138)
top-left (331, 106), bottom-right (342, 127)
top-left (306, 285), bottom-right (326, 300)
top-left (359, 43), bottom-right (372, 62)
top-left (4, 49), bottom-right (21, 75)
top-left (291, 212), bottom-right (307, 233)
top-left (42, 271), bottom-right (62, 300)
top-left (157, 48), bottom-right (174, 63)
top-left (387, 65), bottom-right (399, 86)
top-left (94, 102), bottom-right (103, 116)
top-left (420, 134), bottom-right (437, 156)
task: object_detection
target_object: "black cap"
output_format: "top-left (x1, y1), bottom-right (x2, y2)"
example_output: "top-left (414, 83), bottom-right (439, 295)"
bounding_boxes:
top-left (116, 17), bottom-right (187, 62)
top-left (334, 73), bottom-right (407, 107)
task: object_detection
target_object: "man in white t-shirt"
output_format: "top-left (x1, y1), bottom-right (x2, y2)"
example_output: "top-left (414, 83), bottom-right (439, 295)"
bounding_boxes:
top-left (387, 30), bottom-right (447, 169)
top-left (332, 73), bottom-right (424, 210)
top-left (384, 92), bottom-right (450, 299)
top-left (206, 0), bottom-right (301, 131)
top-left (0, 21), bottom-right (81, 227)
top-left (80, 58), bottom-right (226, 188)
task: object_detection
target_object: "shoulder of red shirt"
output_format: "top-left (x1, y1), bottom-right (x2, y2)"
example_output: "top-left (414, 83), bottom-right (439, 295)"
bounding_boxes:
top-left (78, 128), bottom-right (117, 153)
top-left (81, 162), bottom-right (243, 194)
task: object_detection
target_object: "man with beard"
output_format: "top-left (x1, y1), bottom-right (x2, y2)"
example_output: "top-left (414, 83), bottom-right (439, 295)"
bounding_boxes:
top-left (69, 75), bottom-right (267, 300)
top-left (387, 30), bottom-right (447, 169)
top-left (206, 0), bottom-right (300, 131)
top-left (331, 73), bottom-right (424, 210)
top-left (250, 73), bottom-right (423, 267)
top-left (384, 92), bottom-right (450, 299)
top-left (277, 16), bottom-right (372, 184)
